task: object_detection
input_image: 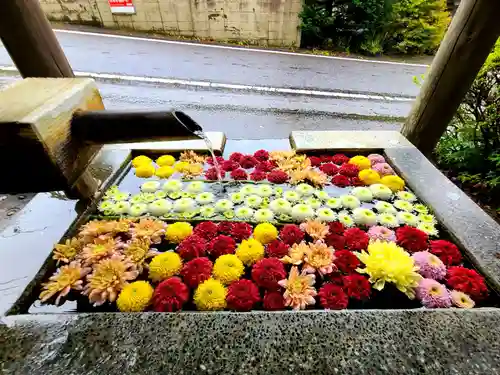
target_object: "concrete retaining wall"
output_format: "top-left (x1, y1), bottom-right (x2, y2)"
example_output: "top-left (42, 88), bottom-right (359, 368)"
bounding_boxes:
top-left (39, 0), bottom-right (302, 47)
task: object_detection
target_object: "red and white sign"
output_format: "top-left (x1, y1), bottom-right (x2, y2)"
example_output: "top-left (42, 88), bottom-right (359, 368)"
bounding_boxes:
top-left (108, 0), bottom-right (135, 14)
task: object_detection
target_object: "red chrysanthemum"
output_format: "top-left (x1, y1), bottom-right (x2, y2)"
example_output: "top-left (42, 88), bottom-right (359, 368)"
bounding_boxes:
top-left (343, 274), bottom-right (371, 300)
top-left (331, 154), bottom-right (350, 165)
top-left (328, 272), bottom-right (345, 286)
top-left (177, 234), bottom-right (207, 260)
top-left (325, 233), bottom-right (346, 250)
top-left (208, 235), bottom-right (236, 259)
top-left (396, 226), bottom-right (429, 253)
top-left (207, 156), bottom-right (224, 166)
top-left (254, 149), bottom-right (270, 162)
top-left (308, 156), bottom-right (322, 167)
top-left (267, 170), bottom-right (289, 184)
top-left (429, 240), bottom-right (463, 266)
top-left (217, 221), bottom-right (234, 235)
top-left (229, 152), bottom-right (244, 163)
top-left (250, 170), bottom-right (267, 181)
top-left (446, 266), bottom-right (488, 301)
top-left (279, 224), bottom-right (304, 245)
top-left (239, 155), bottom-right (258, 169)
top-left (205, 167), bottom-right (224, 180)
top-left (252, 258), bottom-right (287, 290)
top-left (255, 161), bottom-right (275, 173)
top-left (263, 291), bottom-right (286, 311)
top-left (231, 168), bottom-right (248, 180)
top-left (329, 222), bottom-right (345, 235)
top-left (332, 175), bottom-right (351, 187)
top-left (338, 163), bottom-right (359, 177)
top-left (152, 277), bottom-right (190, 312)
top-left (319, 163), bottom-right (339, 176)
top-left (344, 228), bottom-right (369, 251)
top-left (350, 176), bottom-right (364, 186)
top-left (231, 222), bottom-right (253, 242)
top-left (193, 221), bottom-right (219, 240)
top-left (266, 240), bottom-right (290, 258)
top-left (222, 160), bottom-right (239, 172)
top-left (334, 250), bottom-right (360, 273)
top-left (180, 257), bottom-right (213, 289)
top-left (318, 284), bottom-right (348, 310)
top-left (227, 279), bottom-right (261, 311)
top-left (320, 154), bottom-right (333, 163)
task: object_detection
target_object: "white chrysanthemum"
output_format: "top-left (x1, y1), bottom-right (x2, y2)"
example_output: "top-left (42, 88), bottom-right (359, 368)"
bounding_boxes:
top-left (245, 195), bottom-right (263, 208)
top-left (338, 211), bottom-right (355, 227)
top-left (397, 211), bottom-right (419, 226)
top-left (98, 200), bottom-right (114, 213)
top-left (394, 200), bottom-right (414, 212)
top-left (128, 203), bottom-right (148, 217)
top-left (305, 198), bottom-right (322, 209)
top-left (419, 214), bottom-right (437, 225)
top-left (199, 206), bottom-right (216, 218)
top-left (352, 208), bottom-right (378, 226)
top-left (254, 209), bottom-right (274, 222)
top-left (187, 181), bottom-right (205, 194)
top-left (195, 192), bottom-right (215, 205)
top-left (114, 192), bottom-right (130, 201)
top-left (369, 184), bottom-right (393, 200)
top-left (414, 204), bottom-right (429, 214)
top-left (163, 179), bottom-right (183, 192)
top-left (230, 192), bottom-right (244, 204)
top-left (104, 186), bottom-right (118, 199)
top-left (141, 181), bottom-right (160, 193)
top-left (417, 223), bottom-right (439, 236)
top-left (148, 199), bottom-right (172, 216)
top-left (240, 185), bottom-right (256, 196)
top-left (130, 194), bottom-right (144, 204)
top-left (340, 195), bottom-right (361, 209)
top-left (155, 191), bottom-right (167, 199)
top-left (283, 191), bottom-right (301, 202)
top-left (255, 184), bottom-right (274, 197)
top-left (296, 183), bottom-right (315, 196)
top-left (396, 190), bottom-right (417, 202)
top-left (235, 206), bottom-right (255, 220)
top-left (291, 204), bottom-right (315, 221)
top-left (314, 190), bottom-right (330, 201)
top-left (269, 198), bottom-right (292, 214)
top-left (351, 187), bottom-right (374, 202)
top-left (378, 213), bottom-right (399, 228)
top-left (326, 198), bottom-right (342, 209)
top-left (173, 198), bottom-right (196, 213)
top-left (316, 208), bottom-right (337, 222)
top-left (215, 199), bottom-right (234, 212)
top-left (113, 201), bottom-right (131, 215)
top-left (374, 201), bottom-right (397, 214)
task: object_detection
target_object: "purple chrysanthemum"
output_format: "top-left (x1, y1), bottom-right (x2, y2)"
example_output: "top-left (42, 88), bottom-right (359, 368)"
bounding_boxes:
top-left (367, 226), bottom-right (396, 242)
top-left (416, 278), bottom-right (452, 308)
top-left (412, 251), bottom-right (446, 280)
top-left (368, 154), bottom-right (386, 165)
top-left (372, 163), bottom-right (395, 176)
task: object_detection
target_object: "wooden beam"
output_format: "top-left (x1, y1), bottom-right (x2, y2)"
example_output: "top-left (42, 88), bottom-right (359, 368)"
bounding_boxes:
top-left (0, 0), bottom-right (74, 78)
top-left (401, 0), bottom-right (500, 155)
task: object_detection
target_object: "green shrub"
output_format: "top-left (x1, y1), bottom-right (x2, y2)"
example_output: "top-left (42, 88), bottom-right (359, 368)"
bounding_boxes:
top-left (299, 3), bottom-right (336, 48)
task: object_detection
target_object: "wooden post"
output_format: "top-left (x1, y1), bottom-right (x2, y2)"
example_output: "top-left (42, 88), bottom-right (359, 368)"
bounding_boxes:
top-left (401, 0), bottom-right (500, 155)
top-left (0, 0), bottom-right (74, 78)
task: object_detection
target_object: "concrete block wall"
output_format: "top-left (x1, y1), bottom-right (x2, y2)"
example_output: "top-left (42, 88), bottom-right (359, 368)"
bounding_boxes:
top-left (39, 0), bottom-right (302, 46)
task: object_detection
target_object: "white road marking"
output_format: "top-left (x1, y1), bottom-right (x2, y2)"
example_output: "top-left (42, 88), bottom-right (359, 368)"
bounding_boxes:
top-left (52, 29), bottom-right (430, 68)
top-left (0, 65), bottom-right (415, 102)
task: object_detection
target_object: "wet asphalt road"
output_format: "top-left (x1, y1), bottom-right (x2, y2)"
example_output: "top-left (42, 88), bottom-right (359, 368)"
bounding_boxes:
top-left (0, 30), bottom-right (426, 97)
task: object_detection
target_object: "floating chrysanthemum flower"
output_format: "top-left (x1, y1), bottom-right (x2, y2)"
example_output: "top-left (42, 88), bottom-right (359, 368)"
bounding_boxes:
top-left (417, 223), bottom-right (439, 237)
top-left (446, 266), bottom-right (488, 301)
top-left (429, 240), bottom-right (462, 266)
top-left (412, 251), bottom-right (446, 280)
top-left (131, 218), bottom-right (166, 243)
top-left (151, 277), bottom-right (189, 312)
top-left (148, 251), bottom-right (182, 282)
top-left (377, 213), bottom-right (399, 228)
top-left (148, 199), bottom-right (172, 217)
top-left (200, 206), bottom-right (216, 218)
top-left (194, 192), bottom-right (214, 205)
top-left (396, 226), bottom-right (428, 253)
top-left (194, 278), bottom-right (227, 311)
top-left (319, 162), bottom-right (339, 176)
top-left (186, 181), bottom-right (205, 194)
top-left (269, 198), bottom-right (292, 214)
top-left (372, 162), bottom-right (394, 177)
top-left (279, 224), bottom-right (305, 245)
top-left (397, 212), bottom-right (419, 226)
top-left (396, 191), bottom-right (417, 202)
top-left (228, 192), bottom-right (244, 204)
top-left (416, 278), bottom-right (452, 308)
top-left (343, 274), bottom-right (372, 300)
top-left (418, 214), bottom-right (437, 225)
top-left (162, 179), bottom-right (183, 192)
top-left (98, 200), bottom-right (114, 213)
top-left (413, 204), bottom-right (429, 214)
top-left (177, 234), bottom-right (207, 260)
top-left (254, 208), bottom-right (274, 222)
top-left (213, 254), bottom-right (245, 285)
top-left (303, 241), bottom-right (336, 275)
top-left (333, 249), bottom-right (360, 273)
top-left (263, 291), bottom-right (286, 310)
top-left (208, 235), bottom-right (236, 258)
top-left (305, 198), bottom-right (322, 209)
top-left (214, 199), bottom-right (234, 212)
top-left (53, 237), bottom-right (83, 264)
top-left (300, 220), bottom-right (329, 241)
top-left (130, 194), bottom-right (145, 205)
top-left (338, 211), bottom-right (355, 227)
top-left (173, 198), bottom-right (196, 213)
top-left (245, 194), bottom-right (263, 208)
top-left (326, 198), bottom-right (342, 209)
top-left (356, 241), bottom-right (422, 298)
top-left (79, 219), bottom-right (130, 240)
top-left (141, 181), bottom-right (160, 193)
top-left (135, 164), bottom-right (155, 178)
top-left (113, 191), bottom-right (130, 201)
top-left (192, 221), bottom-right (218, 240)
top-left (236, 238), bottom-right (265, 266)
top-left (229, 152), bottom-right (244, 163)
top-left (340, 195), bottom-right (361, 210)
top-left (344, 227), bottom-right (369, 251)
top-left (39, 261), bottom-right (91, 304)
top-left (156, 154), bottom-right (176, 166)
top-left (358, 169), bottom-right (381, 185)
top-left (349, 155), bottom-right (371, 170)
top-left (254, 149), bottom-right (269, 162)
top-left (112, 201), bottom-right (131, 215)
top-left (266, 240), bottom-right (290, 258)
top-left (352, 208), bottom-right (378, 226)
top-left (296, 183), bottom-right (315, 196)
top-left (368, 154), bottom-right (386, 165)
top-left (369, 184), bottom-right (393, 200)
top-left (251, 258), bottom-right (287, 291)
top-left (174, 161), bottom-right (190, 173)
top-left (318, 284), bottom-right (348, 310)
top-left (116, 281), bottom-right (154, 312)
top-left (351, 187), bottom-right (374, 202)
top-left (155, 166), bottom-right (175, 179)
top-left (129, 203), bottom-right (148, 217)
top-left (181, 257), bottom-right (213, 289)
top-left (316, 208), bottom-right (337, 222)
top-left (165, 222), bottom-right (193, 243)
top-left (226, 279), bottom-right (261, 311)
top-left (267, 170), bottom-right (289, 184)
top-left (373, 202), bottom-right (396, 215)
top-left (332, 175), bottom-right (351, 187)
top-left (141, 192), bottom-right (156, 203)
top-left (85, 255), bottom-right (139, 305)
top-left (256, 184), bottom-right (274, 197)
top-left (132, 155), bottom-right (152, 168)
top-left (283, 190), bottom-right (301, 202)
top-left (253, 223), bottom-right (278, 244)
top-left (123, 238), bottom-right (159, 273)
top-left (281, 241), bottom-right (309, 265)
top-left (291, 204), bottom-right (315, 221)
top-left (80, 237), bottom-right (121, 266)
top-left (231, 168), bottom-right (248, 180)
top-left (278, 266), bottom-right (317, 310)
top-left (394, 200), bottom-right (414, 212)
top-left (235, 206), bottom-right (254, 220)
top-left (450, 290), bottom-right (475, 308)
top-left (367, 226), bottom-right (396, 242)
top-left (380, 175), bottom-right (405, 192)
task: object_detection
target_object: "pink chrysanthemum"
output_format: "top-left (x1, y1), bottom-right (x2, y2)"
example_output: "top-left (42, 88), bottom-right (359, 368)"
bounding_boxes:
top-left (372, 163), bottom-right (395, 176)
top-left (367, 154), bottom-right (386, 165)
top-left (367, 226), bottom-right (396, 242)
top-left (412, 251), bottom-right (447, 280)
top-left (416, 278), bottom-right (452, 308)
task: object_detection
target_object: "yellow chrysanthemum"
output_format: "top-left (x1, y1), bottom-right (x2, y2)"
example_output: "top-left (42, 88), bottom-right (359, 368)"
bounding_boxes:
top-left (132, 155), bottom-right (153, 168)
top-left (253, 223), bottom-right (278, 244)
top-left (213, 254), bottom-right (244, 285)
top-left (194, 278), bottom-right (227, 311)
top-left (165, 222), bottom-right (193, 243)
top-left (135, 164), bottom-right (155, 178)
top-left (358, 169), bottom-right (381, 185)
top-left (349, 155), bottom-right (371, 170)
top-left (174, 161), bottom-right (190, 173)
top-left (155, 166), bottom-right (175, 179)
top-left (116, 281), bottom-right (154, 312)
top-left (235, 238), bottom-right (265, 266)
top-left (356, 240), bottom-right (422, 299)
top-left (148, 252), bottom-right (183, 282)
top-left (156, 155), bottom-right (176, 167)
top-left (380, 175), bottom-right (405, 192)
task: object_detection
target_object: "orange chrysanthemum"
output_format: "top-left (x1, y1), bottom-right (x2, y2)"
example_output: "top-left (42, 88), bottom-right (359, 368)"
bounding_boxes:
top-left (303, 241), bottom-right (336, 276)
top-left (300, 220), bottom-right (329, 241)
top-left (278, 266), bottom-right (317, 310)
top-left (281, 241), bottom-right (310, 265)
top-left (53, 237), bottom-right (83, 264)
top-left (131, 218), bottom-right (166, 244)
top-left (39, 261), bottom-right (91, 304)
